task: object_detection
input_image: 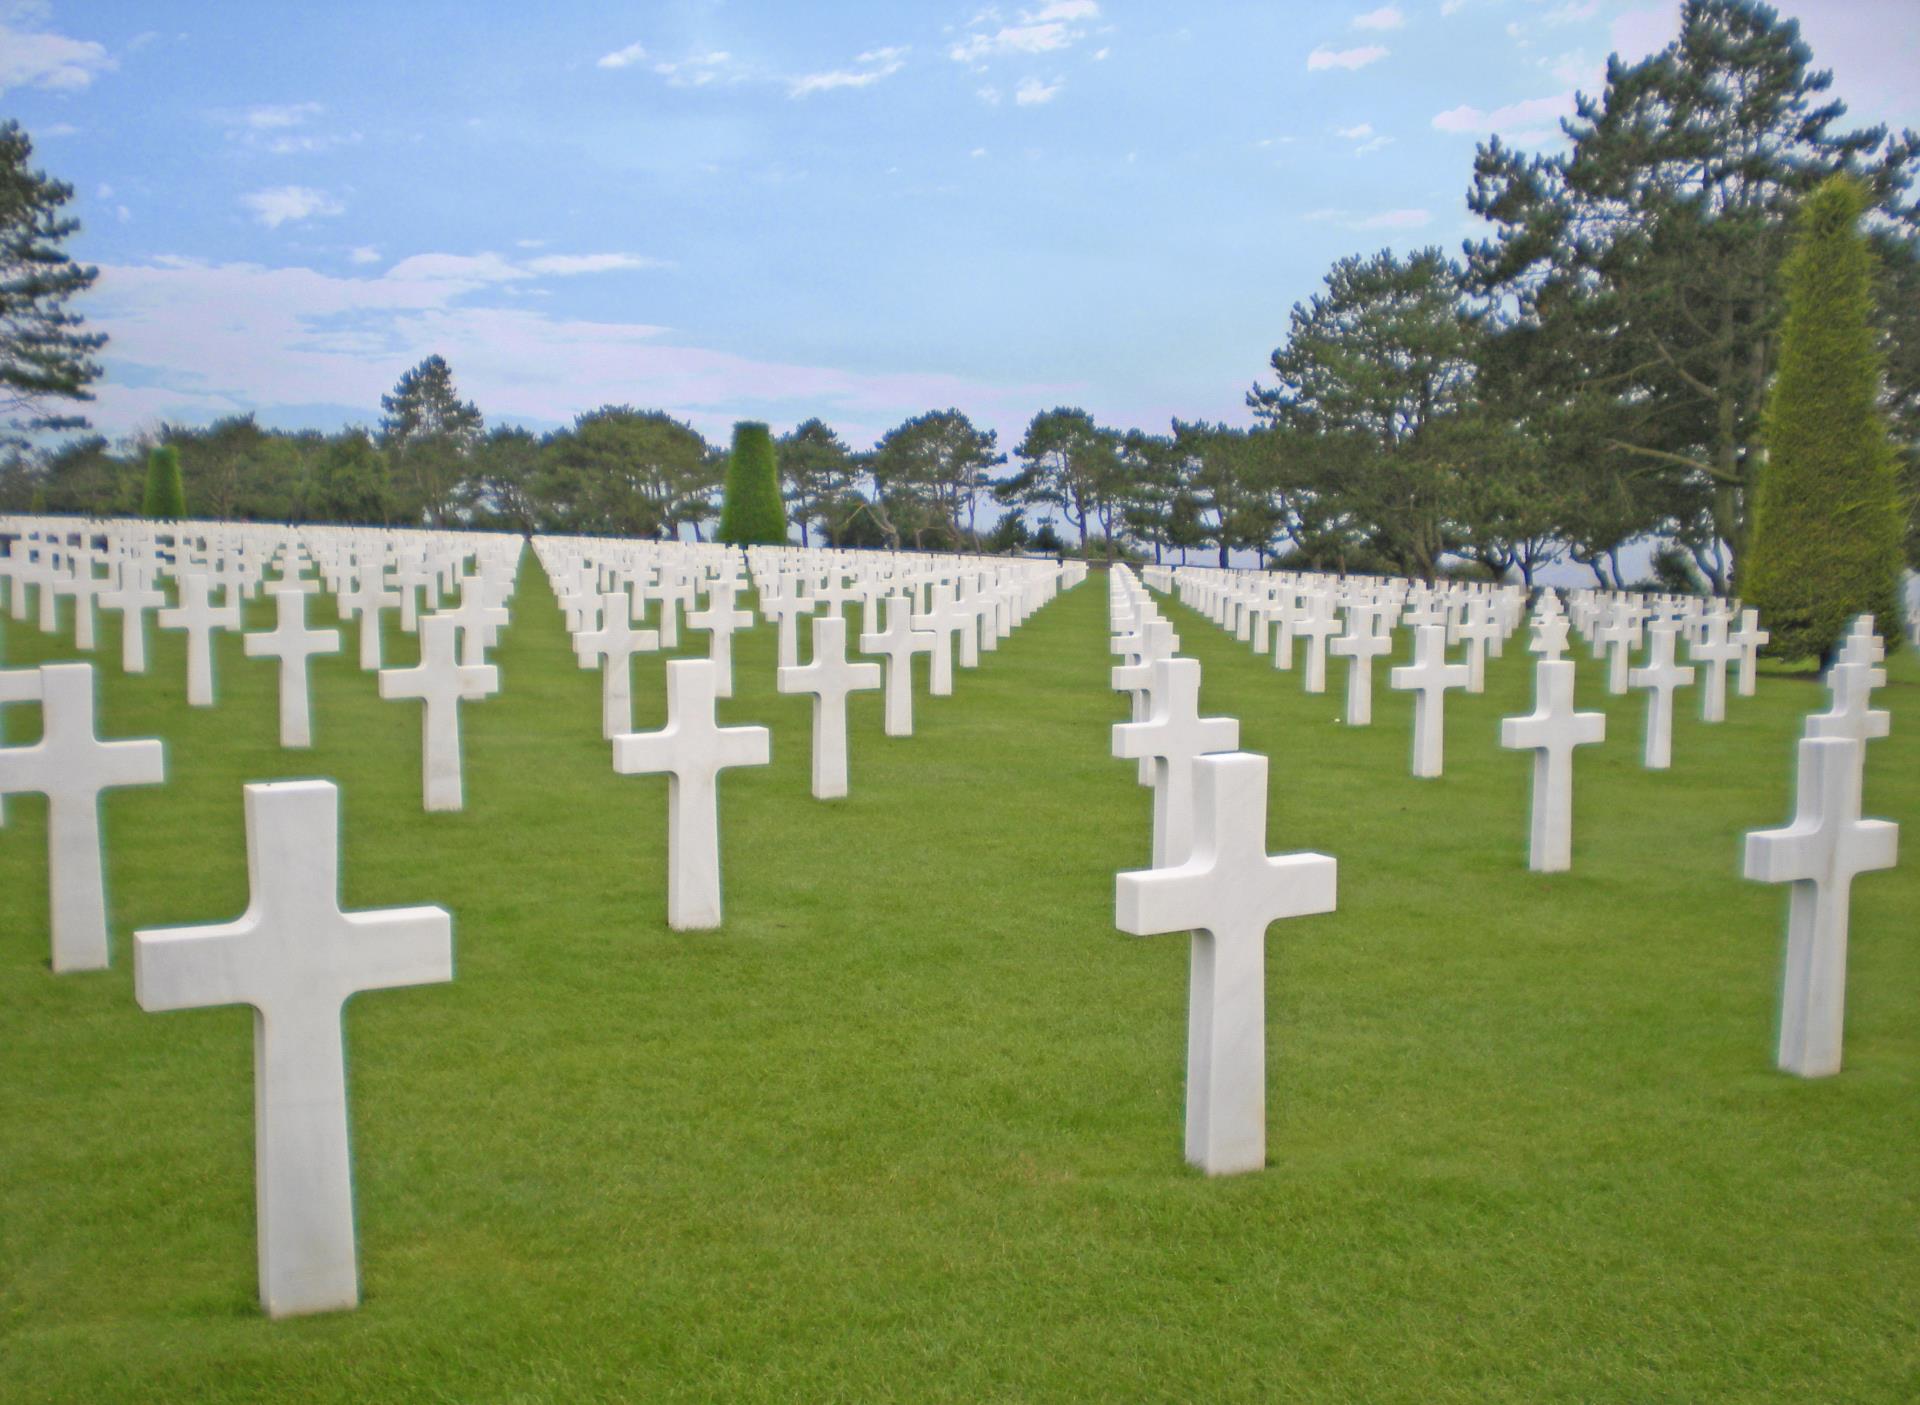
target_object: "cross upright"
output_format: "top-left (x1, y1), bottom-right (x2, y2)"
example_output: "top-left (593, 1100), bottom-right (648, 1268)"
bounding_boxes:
top-left (858, 595), bottom-right (937, 737)
top-left (0, 663), bottom-right (165, 971)
top-left (613, 658), bottom-right (770, 929)
top-left (378, 613), bottom-right (500, 811)
top-left (1627, 621), bottom-right (1693, 769)
top-left (759, 577), bottom-right (817, 671)
top-left (686, 578), bottom-right (755, 699)
top-left (99, 558), bottom-right (167, 674)
top-left (912, 583), bottom-right (971, 697)
top-left (777, 613), bottom-right (881, 799)
top-left (342, 563), bottom-right (400, 671)
top-left (575, 590), bottom-right (660, 739)
top-left (158, 571), bottom-right (243, 707)
top-left (1389, 623), bottom-right (1470, 778)
top-left (52, 552), bottom-right (108, 651)
top-left (1689, 610), bottom-right (1741, 722)
top-left (1112, 657), bottom-right (1239, 868)
top-left (1529, 612), bottom-right (1571, 662)
top-left (1267, 587), bottom-right (1302, 672)
top-left (1116, 751), bottom-right (1336, 1176)
top-left (134, 779), bottom-right (452, 1317)
top-left (1294, 592), bottom-right (1340, 694)
top-left (0, 664), bottom-right (39, 826)
top-left (1499, 658), bottom-right (1606, 870)
top-left (446, 577), bottom-right (509, 666)
top-left (1455, 600), bottom-right (1501, 694)
top-left (243, 588), bottom-right (341, 748)
top-left (1744, 736), bottom-right (1898, 1077)
top-left (1731, 608), bottom-right (1770, 697)
top-left (1596, 605), bottom-right (1643, 695)
top-left (1329, 602), bottom-right (1393, 726)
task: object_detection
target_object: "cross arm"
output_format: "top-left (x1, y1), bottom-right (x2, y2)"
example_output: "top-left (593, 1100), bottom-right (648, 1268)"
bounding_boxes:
top-left (339, 905), bottom-right (454, 994)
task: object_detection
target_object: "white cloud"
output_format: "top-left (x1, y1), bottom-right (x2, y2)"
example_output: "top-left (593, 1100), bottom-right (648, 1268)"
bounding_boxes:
top-left (949, 1), bottom-right (1099, 63)
top-left (976, 84), bottom-right (1002, 104)
top-left (1352, 6), bottom-right (1403, 31)
top-left (1543, 1), bottom-right (1601, 26)
top-left (1441, 0), bottom-right (1466, 13)
top-left (1335, 123), bottom-right (1374, 140)
top-left (1431, 93), bottom-right (1573, 136)
top-left (38, 122), bottom-right (79, 137)
top-left (96, 181), bottom-right (113, 198)
top-left (80, 255), bottom-right (1039, 449)
top-left (653, 51), bottom-right (738, 87)
top-left (115, 204), bottom-right (130, 222)
top-left (1092, 46), bottom-right (1109, 60)
top-left (522, 252), bottom-right (664, 276)
top-left (1307, 44), bottom-right (1387, 71)
top-left (349, 246), bottom-right (381, 265)
top-left (1014, 75), bottom-right (1062, 105)
top-left (383, 251), bottom-right (525, 283)
top-left (240, 102), bottom-right (322, 131)
top-left (597, 41), bottom-right (647, 70)
top-left (0, 14), bottom-right (114, 95)
top-left (970, 146), bottom-right (989, 158)
top-left (789, 45), bottom-right (908, 97)
top-left (240, 186), bottom-right (344, 229)
top-left (1353, 208), bottom-right (1431, 229)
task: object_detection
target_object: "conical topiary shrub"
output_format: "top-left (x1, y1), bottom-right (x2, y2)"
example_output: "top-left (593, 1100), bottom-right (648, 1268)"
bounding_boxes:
top-left (717, 421), bottom-right (788, 545)
top-left (142, 445), bottom-right (186, 519)
top-left (1744, 175), bottom-right (1904, 660)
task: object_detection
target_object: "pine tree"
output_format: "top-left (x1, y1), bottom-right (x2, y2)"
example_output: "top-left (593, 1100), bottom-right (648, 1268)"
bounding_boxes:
top-left (142, 445), bottom-right (185, 519)
top-left (717, 421), bottom-right (788, 545)
top-left (1745, 175), bottom-right (1905, 660)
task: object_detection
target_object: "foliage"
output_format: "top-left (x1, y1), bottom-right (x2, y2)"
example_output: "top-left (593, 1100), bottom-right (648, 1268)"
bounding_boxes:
top-left (307, 429), bottom-right (390, 525)
top-left (871, 409), bottom-right (1002, 548)
top-left (141, 445), bottom-right (185, 520)
top-left (0, 121), bottom-right (104, 447)
top-left (380, 355), bottom-right (483, 527)
top-left (541, 407), bottom-right (713, 540)
top-left (717, 421), bottom-right (789, 545)
top-left (1745, 176), bottom-right (1906, 659)
top-left (1466, 0), bottom-right (1919, 593)
top-left (1000, 408), bottom-right (1121, 551)
top-left (776, 419), bottom-right (857, 547)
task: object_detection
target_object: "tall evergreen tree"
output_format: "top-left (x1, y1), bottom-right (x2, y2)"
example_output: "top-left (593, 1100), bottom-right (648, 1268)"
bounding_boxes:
top-left (1745, 176), bottom-right (1905, 660)
top-left (717, 421), bottom-right (788, 545)
top-left (0, 122), bottom-right (105, 447)
top-left (379, 354), bottom-right (482, 526)
top-left (142, 445), bottom-right (185, 519)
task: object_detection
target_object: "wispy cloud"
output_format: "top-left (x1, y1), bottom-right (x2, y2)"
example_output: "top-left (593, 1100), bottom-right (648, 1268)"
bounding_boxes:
top-left (789, 45), bottom-right (908, 98)
top-left (1307, 44), bottom-right (1387, 72)
top-left (1352, 6), bottom-right (1404, 31)
top-left (596, 41), bottom-right (647, 70)
top-left (239, 102), bottom-right (322, 131)
top-left (1353, 207), bottom-right (1429, 229)
top-left (240, 186), bottom-right (344, 229)
top-left (1431, 92), bottom-right (1572, 139)
top-left (652, 50), bottom-right (740, 88)
top-left (950, 1), bottom-right (1100, 64)
top-left (1335, 122), bottom-right (1374, 140)
top-left (217, 102), bottom-right (359, 155)
top-left (523, 252), bottom-right (665, 276)
top-left (0, 10), bottom-right (115, 95)
top-left (1015, 75), bottom-right (1062, 105)
top-left (349, 246), bottom-right (381, 265)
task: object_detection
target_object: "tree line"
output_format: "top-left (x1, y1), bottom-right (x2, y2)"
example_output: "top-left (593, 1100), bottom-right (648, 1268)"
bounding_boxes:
top-left (3, 1), bottom-right (1916, 592)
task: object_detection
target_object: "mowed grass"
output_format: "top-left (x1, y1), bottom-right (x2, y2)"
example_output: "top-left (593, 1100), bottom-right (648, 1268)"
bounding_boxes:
top-left (1, 552), bottom-right (1915, 1404)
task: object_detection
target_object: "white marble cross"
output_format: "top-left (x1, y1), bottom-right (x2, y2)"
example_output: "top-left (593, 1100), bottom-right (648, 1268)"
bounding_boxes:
top-left (1690, 611), bottom-right (1741, 722)
top-left (613, 658), bottom-right (770, 929)
top-left (158, 572), bottom-right (243, 707)
top-left (687, 578), bottom-right (754, 699)
top-left (1627, 621), bottom-right (1693, 769)
top-left (1294, 592), bottom-right (1340, 694)
top-left (1115, 751), bottom-right (1336, 1176)
top-left (1329, 603), bottom-right (1393, 726)
top-left (760, 578), bottom-right (816, 671)
top-left (378, 614), bottom-right (500, 811)
top-left (0, 663), bottom-right (165, 971)
top-left (1112, 657), bottom-right (1239, 868)
top-left (134, 779), bottom-right (452, 1317)
top-left (244, 588), bottom-right (341, 748)
top-left (1596, 605), bottom-right (1642, 695)
top-left (445, 577), bottom-right (509, 667)
top-left (1744, 736), bottom-right (1898, 1077)
top-left (777, 613), bottom-right (881, 799)
top-left (859, 595), bottom-right (936, 737)
top-left (1731, 608), bottom-right (1769, 697)
top-left (1499, 659), bottom-right (1606, 871)
top-left (575, 591), bottom-right (661, 739)
top-left (0, 664), bottom-right (39, 826)
top-left (913, 584), bottom-right (971, 697)
top-left (342, 564), bottom-right (400, 671)
top-left (99, 560), bottom-right (167, 674)
top-left (1455, 601), bottom-right (1501, 694)
top-left (1389, 624), bottom-right (1470, 778)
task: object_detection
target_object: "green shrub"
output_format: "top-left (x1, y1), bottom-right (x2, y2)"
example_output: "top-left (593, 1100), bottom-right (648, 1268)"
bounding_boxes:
top-left (142, 445), bottom-right (185, 519)
top-left (717, 422), bottom-right (788, 545)
top-left (1745, 175), bottom-right (1905, 660)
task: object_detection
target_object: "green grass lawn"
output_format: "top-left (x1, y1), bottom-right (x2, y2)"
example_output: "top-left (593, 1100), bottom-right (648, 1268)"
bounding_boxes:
top-left (2, 555), bottom-right (1915, 1404)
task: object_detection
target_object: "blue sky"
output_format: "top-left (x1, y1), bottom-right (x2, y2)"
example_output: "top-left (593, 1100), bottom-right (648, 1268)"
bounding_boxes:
top-left (6, 0), bottom-right (1917, 460)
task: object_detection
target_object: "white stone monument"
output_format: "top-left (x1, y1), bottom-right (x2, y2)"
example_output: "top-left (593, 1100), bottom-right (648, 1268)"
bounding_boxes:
top-left (0, 663), bottom-right (165, 971)
top-left (157, 572), bottom-right (242, 707)
top-left (1743, 735), bottom-right (1898, 1077)
top-left (1112, 657), bottom-right (1239, 868)
top-left (1499, 659), bottom-right (1606, 871)
top-left (1329, 604), bottom-right (1392, 726)
top-left (1627, 621), bottom-right (1693, 770)
top-left (859, 596), bottom-right (936, 738)
top-left (1115, 751), bottom-right (1337, 1176)
top-left (378, 614), bottom-right (499, 811)
top-left (134, 779), bottom-right (453, 1317)
top-left (613, 658), bottom-right (770, 929)
top-left (575, 591), bottom-right (660, 739)
top-left (1389, 624), bottom-right (1470, 779)
top-left (244, 588), bottom-right (341, 748)
top-left (776, 613), bottom-right (881, 800)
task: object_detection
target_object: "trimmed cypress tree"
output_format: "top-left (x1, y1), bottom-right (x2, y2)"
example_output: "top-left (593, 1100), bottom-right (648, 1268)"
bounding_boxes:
top-left (717, 421), bottom-right (788, 545)
top-left (1745, 175), bottom-right (1905, 661)
top-left (142, 444), bottom-right (185, 519)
